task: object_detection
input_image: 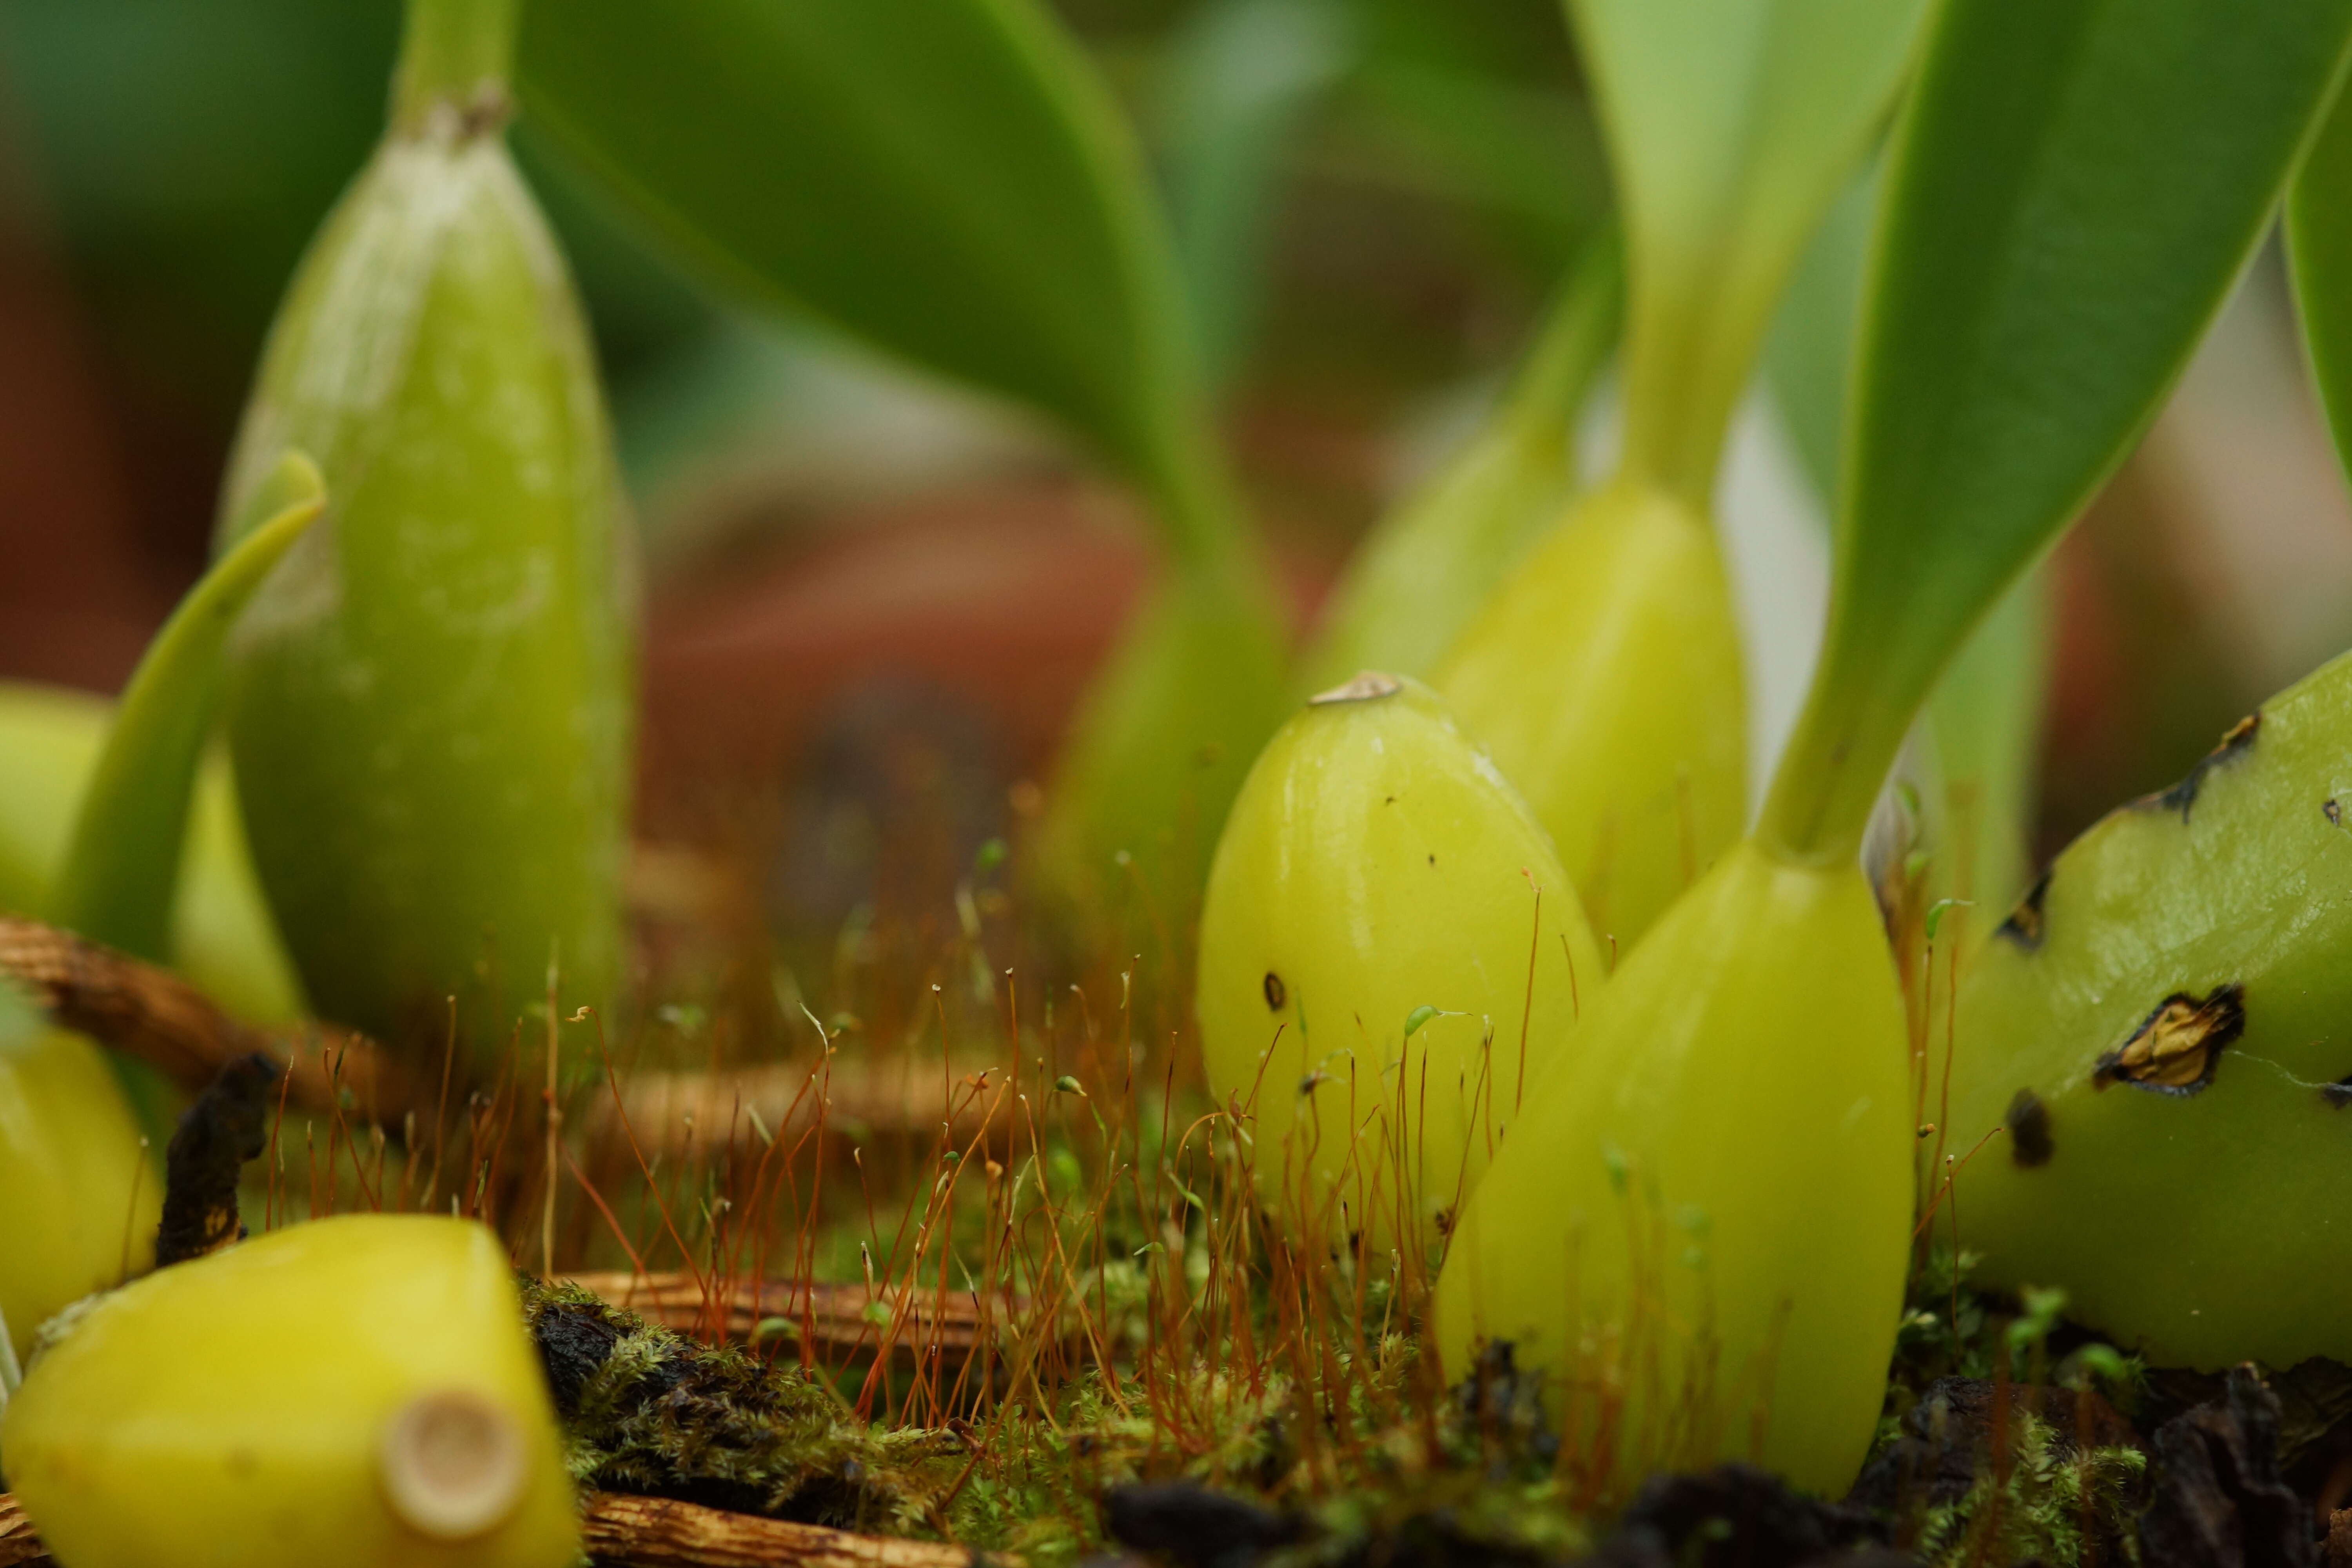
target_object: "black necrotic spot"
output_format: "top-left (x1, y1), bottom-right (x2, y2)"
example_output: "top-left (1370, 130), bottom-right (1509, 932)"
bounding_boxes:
top-left (1998, 869), bottom-right (2052, 951)
top-left (2006, 1087), bottom-right (2054, 1167)
top-left (1263, 971), bottom-right (1286, 1011)
top-left (2138, 712), bottom-right (2259, 823)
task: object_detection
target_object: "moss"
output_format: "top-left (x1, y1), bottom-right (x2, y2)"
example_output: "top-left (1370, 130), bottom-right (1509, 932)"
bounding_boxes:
top-left (1911, 1411), bottom-right (2145, 1568)
top-left (520, 1278), bottom-right (967, 1535)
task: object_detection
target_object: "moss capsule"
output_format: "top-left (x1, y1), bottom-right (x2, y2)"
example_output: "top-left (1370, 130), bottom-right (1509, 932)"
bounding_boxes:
top-left (1, 1214), bottom-right (577, 1568)
top-left (1434, 840), bottom-right (1911, 1497)
top-left (1434, 478), bottom-right (1745, 950)
top-left (216, 0), bottom-right (631, 1064)
top-left (1944, 648), bottom-right (2352, 1369)
top-left (1196, 673), bottom-right (1603, 1246)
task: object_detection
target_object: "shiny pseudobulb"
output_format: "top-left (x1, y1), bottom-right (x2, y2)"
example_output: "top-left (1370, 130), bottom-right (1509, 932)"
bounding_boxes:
top-left (1197, 673), bottom-right (1604, 1247)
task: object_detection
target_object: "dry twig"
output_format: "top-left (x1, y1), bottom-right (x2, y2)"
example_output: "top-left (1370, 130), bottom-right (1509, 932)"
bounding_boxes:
top-left (566, 1270), bottom-right (1019, 1364)
top-left (0, 915), bottom-right (414, 1120)
top-left (582, 1492), bottom-right (1002, 1568)
top-left (0, 1492), bottom-right (1009, 1568)
top-left (0, 1495), bottom-right (42, 1568)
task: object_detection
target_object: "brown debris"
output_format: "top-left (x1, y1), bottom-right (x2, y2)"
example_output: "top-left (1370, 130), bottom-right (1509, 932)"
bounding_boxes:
top-left (593, 1058), bottom-right (1011, 1160)
top-left (154, 1051), bottom-right (282, 1266)
top-left (0, 1492), bottom-right (1007, 1568)
top-left (565, 1271), bottom-right (1013, 1365)
top-left (0, 915), bottom-right (414, 1120)
top-left (583, 1492), bottom-right (1003, 1568)
top-left (2094, 985), bottom-right (2245, 1096)
top-left (0, 1496), bottom-right (45, 1568)
top-left (2140, 1366), bottom-right (2313, 1568)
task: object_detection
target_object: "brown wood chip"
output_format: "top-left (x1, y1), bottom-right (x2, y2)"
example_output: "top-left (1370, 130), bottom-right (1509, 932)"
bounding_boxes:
top-left (0, 1491), bottom-right (1009, 1568)
top-left (596, 1057), bottom-right (1012, 1159)
top-left (584, 1492), bottom-right (1001, 1568)
top-left (0, 1495), bottom-right (47, 1568)
top-left (0, 915), bottom-right (414, 1119)
top-left (565, 1270), bottom-right (1017, 1364)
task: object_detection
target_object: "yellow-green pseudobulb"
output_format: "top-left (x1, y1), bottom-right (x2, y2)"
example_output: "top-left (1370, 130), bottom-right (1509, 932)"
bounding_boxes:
top-left (1945, 647), bottom-right (2352, 1370)
top-left (1434, 839), bottom-right (1910, 1497)
top-left (1436, 478), bottom-right (1745, 949)
top-left (217, 0), bottom-right (631, 1067)
top-left (1197, 673), bottom-right (1603, 1247)
top-left (2, 1215), bottom-right (577, 1568)
top-left (0, 1016), bottom-right (160, 1367)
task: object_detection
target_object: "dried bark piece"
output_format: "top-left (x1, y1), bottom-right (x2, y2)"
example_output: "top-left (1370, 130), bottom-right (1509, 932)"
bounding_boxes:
top-left (0, 1495), bottom-right (47, 1568)
top-left (581, 1492), bottom-right (1002, 1568)
top-left (2141, 1366), bottom-right (2316, 1568)
top-left (564, 1271), bottom-right (1013, 1365)
top-left (0, 1490), bottom-right (1008, 1568)
top-left (0, 915), bottom-right (413, 1120)
top-left (595, 1057), bottom-right (1011, 1160)
top-left (154, 1051), bottom-right (282, 1266)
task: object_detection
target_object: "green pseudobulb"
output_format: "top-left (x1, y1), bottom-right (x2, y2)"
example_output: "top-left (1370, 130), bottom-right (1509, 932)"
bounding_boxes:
top-left (1036, 564), bottom-right (1292, 930)
top-left (1434, 838), bottom-right (1910, 1496)
top-left (3, 1215), bottom-right (577, 1568)
top-left (1946, 646), bottom-right (2352, 1369)
top-left (1436, 478), bottom-right (1746, 949)
top-left (1196, 674), bottom-right (1604, 1248)
top-left (0, 1001), bottom-right (159, 1367)
top-left (217, 27), bottom-right (632, 1067)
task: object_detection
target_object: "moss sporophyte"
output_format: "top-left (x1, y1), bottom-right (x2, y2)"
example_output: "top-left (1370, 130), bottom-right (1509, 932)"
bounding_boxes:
top-left (216, 0), bottom-right (632, 1071)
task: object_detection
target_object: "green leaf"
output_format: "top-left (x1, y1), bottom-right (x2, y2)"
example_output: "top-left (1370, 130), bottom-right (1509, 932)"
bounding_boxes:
top-left (1574, 0), bottom-right (1929, 499)
top-left (1765, 163), bottom-right (1878, 520)
top-left (1765, 0), bottom-right (2352, 860)
top-left (2290, 74), bottom-right (2352, 478)
top-left (1160, 0), bottom-right (1354, 389)
top-left (47, 454), bottom-right (325, 961)
top-left (1766, 170), bottom-right (2049, 910)
top-left (515, 0), bottom-right (1233, 563)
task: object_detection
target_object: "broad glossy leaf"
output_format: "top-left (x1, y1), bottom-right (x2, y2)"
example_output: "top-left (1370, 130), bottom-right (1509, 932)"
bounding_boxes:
top-left (1765, 167), bottom-right (2048, 909)
top-left (1765, 0), bottom-right (2352, 860)
top-left (2290, 76), bottom-right (2352, 479)
top-left (48, 455), bottom-right (323, 964)
top-left (516, 0), bottom-right (1231, 560)
top-left (1574, 0), bottom-right (1927, 497)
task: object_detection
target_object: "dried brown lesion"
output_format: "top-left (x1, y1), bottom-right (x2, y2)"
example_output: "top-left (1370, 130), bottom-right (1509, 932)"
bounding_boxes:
top-left (2005, 1088), bottom-right (2054, 1167)
top-left (2135, 713), bottom-right (2259, 823)
top-left (2092, 985), bottom-right (2245, 1096)
top-left (1997, 869), bottom-right (2051, 950)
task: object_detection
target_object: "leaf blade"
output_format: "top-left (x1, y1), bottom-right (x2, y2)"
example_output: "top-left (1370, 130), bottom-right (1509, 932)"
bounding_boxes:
top-left (1766, 0), bottom-right (2352, 857)
top-left (2290, 74), bottom-right (2352, 477)
top-left (48, 454), bottom-right (325, 962)
top-left (515, 0), bottom-right (1229, 558)
top-left (1577, 0), bottom-right (1929, 495)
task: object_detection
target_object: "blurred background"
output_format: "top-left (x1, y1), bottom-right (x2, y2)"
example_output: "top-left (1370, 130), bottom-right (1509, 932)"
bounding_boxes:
top-left (2, 0), bottom-right (2343, 946)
